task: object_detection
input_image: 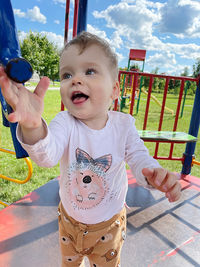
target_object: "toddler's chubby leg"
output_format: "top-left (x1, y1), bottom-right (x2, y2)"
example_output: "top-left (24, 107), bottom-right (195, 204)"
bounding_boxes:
top-left (87, 208), bottom-right (126, 267)
top-left (58, 208), bottom-right (84, 267)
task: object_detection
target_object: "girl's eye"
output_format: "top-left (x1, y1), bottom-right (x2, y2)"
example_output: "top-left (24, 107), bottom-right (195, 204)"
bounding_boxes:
top-left (63, 73), bottom-right (72, 79)
top-left (86, 68), bottom-right (96, 75)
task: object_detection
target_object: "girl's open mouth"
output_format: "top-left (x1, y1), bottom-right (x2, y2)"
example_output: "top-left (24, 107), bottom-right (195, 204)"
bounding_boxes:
top-left (71, 91), bottom-right (89, 104)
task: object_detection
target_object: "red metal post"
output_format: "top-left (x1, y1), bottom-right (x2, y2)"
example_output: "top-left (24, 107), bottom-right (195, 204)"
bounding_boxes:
top-left (154, 77), bottom-right (170, 158)
top-left (158, 77), bottom-right (170, 131)
top-left (129, 73), bottom-right (138, 115)
top-left (64, 0), bottom-right (70, 44)
top-left (61, 0), bottom-right (79, 111)
top-left (114, 71), bottom-right (121, 111)
top-left (73, 0), bottom-right (79, 38)
top-left (173, 79), bottom-right (185, 131)
top-left (61, 0), bottom-right (71, 111)
top-left (143, 75), bottom-right (153, 130)
top-left (169, 79), bottom-right (185, 158)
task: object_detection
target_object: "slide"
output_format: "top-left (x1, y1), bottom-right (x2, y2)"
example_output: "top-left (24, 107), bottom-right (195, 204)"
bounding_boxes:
top-left (141, 88), bottom-right (174, 115)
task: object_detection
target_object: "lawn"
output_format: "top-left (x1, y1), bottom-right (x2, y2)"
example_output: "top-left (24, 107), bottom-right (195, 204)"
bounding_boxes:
top-left (0, 88), bottom-right (199, 208)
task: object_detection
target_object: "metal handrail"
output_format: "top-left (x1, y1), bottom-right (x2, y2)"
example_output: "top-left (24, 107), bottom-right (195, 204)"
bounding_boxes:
top-left (0, 147), bottom-right (33, 184)
top-left (0, 148), bottom-right (33, 207)
top-left (192, 159), bottom-right (200, 166)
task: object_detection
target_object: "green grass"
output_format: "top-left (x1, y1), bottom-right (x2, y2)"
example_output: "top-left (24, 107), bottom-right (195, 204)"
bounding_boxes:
top-left (25, 81), bottom-right (60, 88)
top-left (0, 90), bottom-right (199, 209)
top-left (0, 90), bottom-right (61, 208)
top-left (122, 93), bottom-right (200, 175)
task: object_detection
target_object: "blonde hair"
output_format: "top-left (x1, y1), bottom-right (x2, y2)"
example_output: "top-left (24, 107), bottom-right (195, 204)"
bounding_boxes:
top-left (61, 31), bottom-right (118, 80)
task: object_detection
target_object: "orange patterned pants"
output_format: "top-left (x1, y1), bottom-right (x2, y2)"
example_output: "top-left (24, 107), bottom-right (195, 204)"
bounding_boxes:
top-left (58, 202), bottom-right (126, 267)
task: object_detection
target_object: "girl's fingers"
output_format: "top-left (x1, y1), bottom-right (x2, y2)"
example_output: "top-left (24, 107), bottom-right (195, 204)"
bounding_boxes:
top-left (142, 168), bottom-right (168, 190)
top-left (0, 68), bottom-right (20, 107)
top-left (161, 173), bottom-right (178, 192)
top-left (166, 182), bottom-right (182, 202)
top-left (34, 76), bottom-right (50, 99)
top-left (0, 71), bottom-right (10, 90)
top-left (7, 111), bottom-right (21, 123)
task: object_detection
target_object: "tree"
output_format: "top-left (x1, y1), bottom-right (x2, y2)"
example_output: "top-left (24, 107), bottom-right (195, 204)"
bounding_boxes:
top-left (158, 78), bottom-right (165, 93)
top-left (20, 31), bottom-right (60, 81)
top-left (193, 58), bottom-right (200, 78)
top-left (181, 67), bottom-right (189, 77)
top-left (129, 64), bottom-right (140, 71)
top-left (151, 67), bottom-right (159, 92)
top-left (181, 67), bottom-right (196, 96)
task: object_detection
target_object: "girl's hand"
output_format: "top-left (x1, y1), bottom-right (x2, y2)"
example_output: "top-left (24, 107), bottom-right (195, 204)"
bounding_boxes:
top-left (0, 66), bottom-right (49, 129)
top-left (142, 168), bottom-right (182, 202)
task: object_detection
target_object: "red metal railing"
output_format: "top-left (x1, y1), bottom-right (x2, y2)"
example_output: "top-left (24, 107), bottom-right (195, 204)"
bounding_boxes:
top-left (114, 70), bottom-right (198, 161)
top-left (73, 0), bottom-right (79, 38)
top-left (61, 0), bottom-right (79, 111)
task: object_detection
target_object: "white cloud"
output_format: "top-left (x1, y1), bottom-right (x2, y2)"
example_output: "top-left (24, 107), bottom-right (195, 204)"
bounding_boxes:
top-left (110, 31), bottom-right (123, 49)
top-left (166, 43), bottom-right (200, 60)
top-left (115, 52), bottom-right (125, 64)
top-left (27, 6), bottom-right (46, 24)
top-left (146, 52), bottom-right (176, 69)
top-left (158, 0), bottom-right (200, 38)
top-left (53, 0), bottom-right (66, 3)
top-left (14, 6), bottom-right (46, 24)
top-left (146, 52), bottom-right (193, 75)
top-left (87, 24), bottom-right (118, 50)
top-left (92, 0), bottom-right (200, 71)
top-left (14, 9), bottom-right (26, 18)
top-left (87, 24), bottom-right (124, 63)
top-left (18, 31), bottom-right (28, 43)
top-left (93, 1), bottom-right (160, 34)
top-left (53, 0), bottom-right (70, 8)
top-left (40, 31), bottom-right (64, 49)
top-left (54, 20), bottom-right (60, 24)
top-left (121, 0), bottom-right (164, 10)
top-left (179, 0), bottom-right (200, 9)
top-left (93, 1), bottom-right (163, 52)
top-left (87, 24), bottom-right (108, 40)
top-left (160, 36), bottom-right (171, 40)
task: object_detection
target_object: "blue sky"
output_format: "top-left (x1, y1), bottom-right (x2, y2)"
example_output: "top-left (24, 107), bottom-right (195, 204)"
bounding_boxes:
top-left (11, 0), bottom-right (200, 75)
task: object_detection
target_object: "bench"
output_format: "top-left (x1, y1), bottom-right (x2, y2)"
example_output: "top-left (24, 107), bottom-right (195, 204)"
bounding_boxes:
top-left (138, 130), bottom-right (198, 143)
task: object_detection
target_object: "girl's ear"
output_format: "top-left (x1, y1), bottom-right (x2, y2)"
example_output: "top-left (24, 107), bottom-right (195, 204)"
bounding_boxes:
top-left (111, 80), bottom-right (120, 100)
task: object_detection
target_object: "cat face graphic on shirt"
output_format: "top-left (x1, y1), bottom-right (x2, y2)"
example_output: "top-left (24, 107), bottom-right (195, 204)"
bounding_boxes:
top-left (66, 148), bottom-right (112, 210)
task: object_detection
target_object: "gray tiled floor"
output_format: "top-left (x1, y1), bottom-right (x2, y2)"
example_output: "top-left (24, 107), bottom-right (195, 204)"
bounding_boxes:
top-left (0, 175), bottom-right (200, 267)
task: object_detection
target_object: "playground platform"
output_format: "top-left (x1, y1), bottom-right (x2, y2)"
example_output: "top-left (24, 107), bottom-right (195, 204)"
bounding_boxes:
top-left (0, 171), bottom-right (200, 267)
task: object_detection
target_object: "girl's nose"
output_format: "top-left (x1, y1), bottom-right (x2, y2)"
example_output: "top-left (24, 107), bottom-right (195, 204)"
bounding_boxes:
top-left (72, 80), bottom-right (82, 85)
top-left (72, 75), bottom-right (83, 86)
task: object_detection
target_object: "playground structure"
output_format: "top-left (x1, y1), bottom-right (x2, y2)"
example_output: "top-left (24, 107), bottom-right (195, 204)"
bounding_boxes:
top-left (115, 47), bottom-right (200, 174)
top-left (120, 49), bottom-right (174, 116)
top-left (0, 0), bottom-right (200, 266)
top-left (120, 49), bottom-right (146, 111)
top-left (114, 69), bottom-right (200, 173)
top-left (0, 0), bottom-right (34, 206)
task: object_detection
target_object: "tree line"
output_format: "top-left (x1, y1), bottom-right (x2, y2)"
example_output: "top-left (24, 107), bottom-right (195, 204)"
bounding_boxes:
top-left (144, 67), bottom-right (197, 96)
top-left (20, 31), bottom-right (60, 82)
top-left (120, 63), bottom-right (199, 96)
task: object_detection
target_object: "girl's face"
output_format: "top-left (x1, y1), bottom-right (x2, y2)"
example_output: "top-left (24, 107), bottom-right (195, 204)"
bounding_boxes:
top-left (59, 44), bottom-right (119, 129)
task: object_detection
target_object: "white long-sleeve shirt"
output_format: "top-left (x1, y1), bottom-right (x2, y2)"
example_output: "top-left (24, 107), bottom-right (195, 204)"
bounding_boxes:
top-left (17, 111), bottom-right (160, 224)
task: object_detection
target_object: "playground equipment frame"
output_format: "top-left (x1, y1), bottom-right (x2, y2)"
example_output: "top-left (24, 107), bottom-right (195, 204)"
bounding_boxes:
top-left (114, 70), bottom-right (200, 175)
